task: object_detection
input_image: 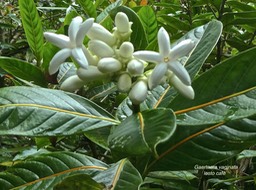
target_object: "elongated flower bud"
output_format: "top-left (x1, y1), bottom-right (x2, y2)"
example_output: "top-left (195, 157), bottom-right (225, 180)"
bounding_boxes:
top-left (60, 75), bottom-right (84, 92)
top-left (117, 73), bottom-right (132, 92)
top-left (115, 12), bottom-right (130, 33)
top-left (87, 23), bottom-right (116, 46)
top-left (127, 59), bottom-right (144, 76)
top-left (97, 57), bottom-right (122, 73)
top-left (119, 42), bottom-right (134, 59)
top-left (169, 74), bottom-right (195, 99)
top-left (129, 80), bottom-right (148, 105)
top-left (88, 40), bottom-right (114, 57)
top-left (77, 66), bottom-right (108, 82)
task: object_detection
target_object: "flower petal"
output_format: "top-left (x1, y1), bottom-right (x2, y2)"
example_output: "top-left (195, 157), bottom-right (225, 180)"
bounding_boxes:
top-left (169, 75), bottom-right (194, 99)
top-left (133, 51), bottom-right (161, 64)
top-left (169, 39), bottom-right (195, 59)
top-left (158, 27), bottom-right (171, 57)
top-left (76, 18), bottom-right (94, 47)
top-left (49, 49), bottom-right (72, 75)
top-left (68, 16), bottom-right (83, 44)
top-left (82, 46), bottom-right (98, 66)
top-left (44, 32), bottom-right (70, 49)
top-left (148, 62), bottom-right (167, 89)
top-left (71, 48), bottom-right (88, 69)
top-left (167, 60), bottom-right (191, 85)
top-left (60, 75), bottom-right (84, 92)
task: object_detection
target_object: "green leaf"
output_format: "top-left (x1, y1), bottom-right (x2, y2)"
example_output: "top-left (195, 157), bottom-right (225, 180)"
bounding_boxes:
top-left (93, 159), bottom-right (142, 190)
top-left (76, 0), bottom-right (97, 18)
top-left (169, 47), bottom-right (256, 111)
top-left (96, 0), bottom-right (123, 23)
top-left (109, 108), bottom-right (176, 157)
top-left (137, 6), bottom-right (158, 44)
top-left (86, 82), bottom-right (117, 101)
top-left (226, 1), bottom-right (255, 11)
top-left (237, 150), bottom-right (256, 160)
top-left (0, 86), bottom-right (119, 136)
top-left (19, 0), bottom-right (44, 62)
top-left (0, 152), bottom-right (108, 190)
top-left (110, 6), bottom-right (148, 50)
top-left (57, 62), bottom-right (77, 84)
top-left (157, 15), bottom-right (191, 31)
top-left (54, 174), bottom-right (105, 190)
top-left (142, 48), bottom-right (256, 172)
top-left (0, 57), bottom-right (47, 87)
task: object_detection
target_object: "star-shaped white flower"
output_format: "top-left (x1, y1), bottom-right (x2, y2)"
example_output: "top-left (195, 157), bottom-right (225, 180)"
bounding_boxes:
top-left (44, 16), bottom-right (94, 75)
top-left (133, 27), bottom-right (195, 89)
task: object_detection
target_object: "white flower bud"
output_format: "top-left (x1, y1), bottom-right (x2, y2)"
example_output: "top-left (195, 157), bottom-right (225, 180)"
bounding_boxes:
top-left (117, 73), bottom-right (132, 92)
top-left (77, 66), bottom-right (108, 82)
top-left (119, 42), bottom-right (134, 59)
top-left (88, 40), bottom-right (114, 57)
top-left (127, 59), bottom-right (144, 76)
top-left (97, 57), bottom-right (122, 73)
top-left (115, 12), bottom-right (130, 33)
top-left (87, 23), bottom-right (116, 46)
top-left (169, 75), bottom-right (195, 99)
top-left (129, 80), bottom-right (148, 105)
top-left (60, 75), bottom-right (84, 92)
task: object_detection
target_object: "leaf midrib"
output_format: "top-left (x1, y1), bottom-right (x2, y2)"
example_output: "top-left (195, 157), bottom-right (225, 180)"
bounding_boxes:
top-left (0, 103), bottom-right (120, 124)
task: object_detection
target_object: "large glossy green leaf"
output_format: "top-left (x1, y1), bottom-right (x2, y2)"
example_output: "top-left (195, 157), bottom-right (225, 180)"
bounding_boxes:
top-left (110, 6), bottom-right (148, 50)
top-left (0, 152), bottom-right (108, 190)
top-left (137, 6), bottom-right (158, 44)
top-left (54, 174), bottom-right (104, 190)
top-left (142, 48), bottom-right (256, 172)
top-left (109, 108), bottom-right (176, 157)
top-left (76, 0), bottom-right (97, 18)
top-left (169, 47), bottom-right (256, 111)
top-left (19, 0), bottom-right (44, 62)
top-left (0, 57), bottom-right (47, 87)
top-left (0, 86), bottom-right (119, 136)
top-left (93, 159), bottom-right (142, 190)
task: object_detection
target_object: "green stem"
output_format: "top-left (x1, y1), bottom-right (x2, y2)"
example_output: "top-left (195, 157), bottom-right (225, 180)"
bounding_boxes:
top-left (132, 103), bottom-right (140, 113)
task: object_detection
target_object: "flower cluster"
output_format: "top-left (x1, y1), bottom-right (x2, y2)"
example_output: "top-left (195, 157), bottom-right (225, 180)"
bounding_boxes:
top-left (44, 12), bottom-right (195, 105)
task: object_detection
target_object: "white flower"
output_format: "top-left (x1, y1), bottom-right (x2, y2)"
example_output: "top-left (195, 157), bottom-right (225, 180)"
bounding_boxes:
top-left (117, 73), bottom-right (132, 92)
top-left (169, 74), bottom-right (195, 99)
top-left (133, 27), bottom-right (195, 90)
top-left (114, 12), bottom-right (132, 40)
top-left (44, 16), bottom-right (94, 75)
top-left (87, 23), bottom-right (116, 46)
top-left (60, 75), bottom-right (84, 92)
top-left (88, 40), bottom-right (114, 58)
top-left (129, 80), bottom-right (148, 105)
top-left (115, 12), bottom-right (131, 33)
top-left (77, 66), bottom-right (108, 82)
top-left (127, 59), bottom-right (144, 76)
top-left (97, 57), bottom-right (122, 73)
